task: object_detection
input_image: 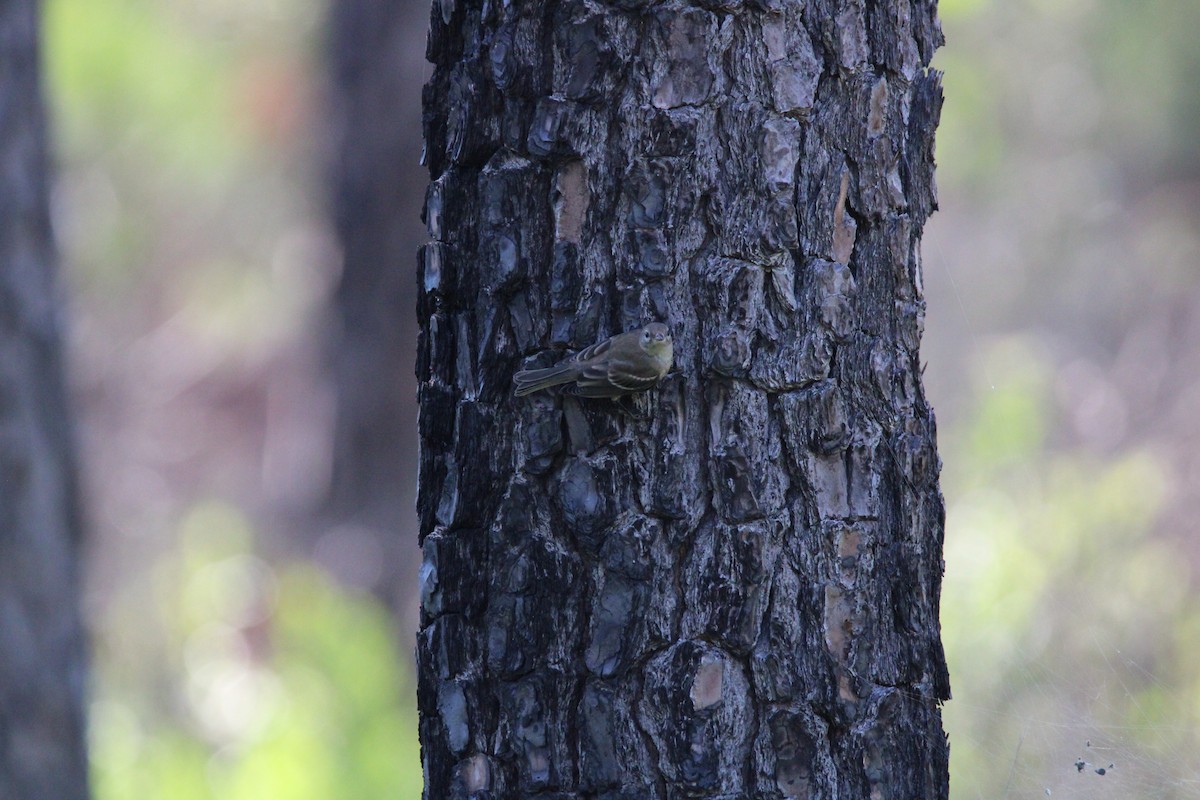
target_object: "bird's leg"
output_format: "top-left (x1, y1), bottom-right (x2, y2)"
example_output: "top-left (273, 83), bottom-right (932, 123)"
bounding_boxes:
top-left (613, 394), bottom-right (649, 422)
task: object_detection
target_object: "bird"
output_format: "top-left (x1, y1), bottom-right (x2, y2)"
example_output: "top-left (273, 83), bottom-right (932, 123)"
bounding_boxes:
top-left (513, 323), bottom-right (673, 398)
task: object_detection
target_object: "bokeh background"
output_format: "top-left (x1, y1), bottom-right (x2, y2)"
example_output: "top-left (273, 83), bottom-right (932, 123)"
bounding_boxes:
top-left (41, 0), bottom-right (1200, 796)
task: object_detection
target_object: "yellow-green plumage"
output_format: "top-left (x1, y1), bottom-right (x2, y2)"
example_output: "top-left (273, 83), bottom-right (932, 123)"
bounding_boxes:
top-left (513, 323), bottom-right (673, 398)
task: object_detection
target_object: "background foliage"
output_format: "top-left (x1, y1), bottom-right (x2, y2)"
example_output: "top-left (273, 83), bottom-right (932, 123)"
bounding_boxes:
top-left (42, 0), bottom-right (1200, 796)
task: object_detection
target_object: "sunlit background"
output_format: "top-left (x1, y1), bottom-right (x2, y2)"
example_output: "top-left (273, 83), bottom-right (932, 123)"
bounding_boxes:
top-left (41, 0), bottom-right (1200, 796)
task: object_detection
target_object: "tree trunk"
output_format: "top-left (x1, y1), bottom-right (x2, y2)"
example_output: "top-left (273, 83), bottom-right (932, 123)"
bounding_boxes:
top-left (323, 0), bottom-right (429, 603)
top-left (417, 1), bottom-right (949, 797)
top-left (0, 2), bottom-right (90, 798)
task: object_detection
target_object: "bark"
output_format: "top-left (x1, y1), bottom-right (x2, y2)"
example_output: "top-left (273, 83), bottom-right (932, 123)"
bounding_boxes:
top-left (0, 3), bottom-right (90, 798)
top-left (417, 1), bottom-right (949, 798)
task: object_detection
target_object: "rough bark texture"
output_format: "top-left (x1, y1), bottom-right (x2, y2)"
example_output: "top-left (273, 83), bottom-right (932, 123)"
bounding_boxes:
top-left (417, 1), bottom-right (949, 798)
top-left (0, 2), bottom-right (91, 798)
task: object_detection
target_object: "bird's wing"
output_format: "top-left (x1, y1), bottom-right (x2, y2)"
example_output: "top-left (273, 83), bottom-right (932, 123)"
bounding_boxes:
top-left (571, 354), bottom-right (663, 397)
top-left (567, 382), bottom-right (627, 398)
top-left (573, 337), bottom-right (612, 363)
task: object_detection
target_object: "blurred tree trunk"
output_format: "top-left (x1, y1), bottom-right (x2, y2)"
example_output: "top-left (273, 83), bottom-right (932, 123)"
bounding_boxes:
top-left (324, 0), bottom-right (429, 605)
top-left (418, 1), bottom-right (950, 797)
top-left (0, 2), bottom-right (90, 799)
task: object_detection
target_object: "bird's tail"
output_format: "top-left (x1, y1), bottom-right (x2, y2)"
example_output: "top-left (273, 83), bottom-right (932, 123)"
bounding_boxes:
top-left (513, 363), bottom-right (578, 396)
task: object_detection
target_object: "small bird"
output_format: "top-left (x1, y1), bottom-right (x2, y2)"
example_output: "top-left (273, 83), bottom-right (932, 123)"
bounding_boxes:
top-left (513, 323), bottom-right (673, 398)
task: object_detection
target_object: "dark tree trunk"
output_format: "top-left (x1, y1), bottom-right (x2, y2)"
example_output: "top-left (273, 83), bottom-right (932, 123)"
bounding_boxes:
top-left (0, 3), bottom-right (90, 798)
top-left (417, 1), bottom-right (949, 797)
top-left (323, 0), bottom-right (438, 615)
top-left (324, 0), bottom-right (429, 596)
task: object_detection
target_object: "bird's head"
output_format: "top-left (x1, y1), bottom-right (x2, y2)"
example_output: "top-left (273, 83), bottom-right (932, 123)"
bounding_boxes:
top-left (640, 322), bottom-right (672, 357)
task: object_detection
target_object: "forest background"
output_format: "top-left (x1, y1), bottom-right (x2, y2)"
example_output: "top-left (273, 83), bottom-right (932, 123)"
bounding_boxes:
top-left (42, 0), bottom-right (1200, 797)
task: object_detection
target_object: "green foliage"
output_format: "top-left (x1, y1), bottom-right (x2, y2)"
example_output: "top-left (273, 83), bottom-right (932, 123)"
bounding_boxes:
top-left (43, 0), bottom-right (320, 335)
top-left (1085, 0), bottom-right (1200, 175)
top-left (941, 341), bottom-right (1199, 798)
top-left (91, 503), bottom-right (423, 799)
top-left (930, 2), bottom-right (1200, 794)
top-left (45, 0), bottom-right (249, 184)
top-left (929, 48), bottom-right (1007, 192)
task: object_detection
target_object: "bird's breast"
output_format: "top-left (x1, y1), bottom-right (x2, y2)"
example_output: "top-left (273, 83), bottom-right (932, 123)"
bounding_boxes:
top-left (656, 342), bottom-right (674, 376)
